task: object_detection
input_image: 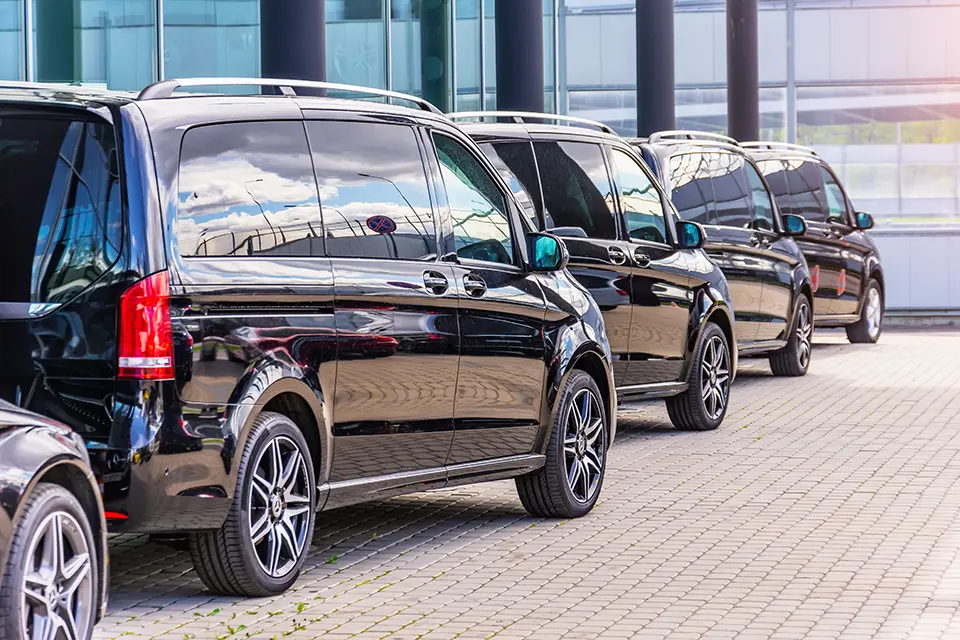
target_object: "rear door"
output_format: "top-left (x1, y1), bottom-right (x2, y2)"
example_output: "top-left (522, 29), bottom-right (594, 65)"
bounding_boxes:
top-left (669, 151), bottom-right (763, 346)
top-left (762, 158), bottom-right (845, 317)
top-left (819, 163), bottom-right (865, 317)
top-left (170, 119), bottom-right (337, 422)
top-left (0, 110), bottom-right (125, 438)
top-left (531, 138), bottom-right (633, 386)
top-left (708, 152), bottom-right (771, 344)
top-left (304, 118), bottom-right (459, 482)
top-left (609, 146), bottom-right (692, 385)
top-left (428, 131), bottom-right (546, 464)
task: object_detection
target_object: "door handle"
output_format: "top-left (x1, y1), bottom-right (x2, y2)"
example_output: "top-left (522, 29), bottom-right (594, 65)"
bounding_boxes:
top-left (608, 246), bottom-right (628, 266)
top-left (633, 247), bottom-right (651, 267)
top-left (423, 270), bottom-right (449, 295)
top-left (463, 273), bottom-right (487, 298)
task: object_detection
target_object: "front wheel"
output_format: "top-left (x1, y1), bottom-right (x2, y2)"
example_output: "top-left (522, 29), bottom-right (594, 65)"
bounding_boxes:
top-left (666, 322), bottom-right (731, 431)
top-left (0, 483), bottom-right (98, 640)
top-left (516, 370), bottom-right (607, 518)
top-left (190, 412), bottom-right (316, 597)
top-left (769, 296), bottom-right (812, 377)
top-left (846, 279), bottom-right (883, 344)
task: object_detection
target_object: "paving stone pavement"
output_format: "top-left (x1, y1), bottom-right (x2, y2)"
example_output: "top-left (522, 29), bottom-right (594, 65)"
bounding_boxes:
top-left (95, 330), bottom-right (960, 640)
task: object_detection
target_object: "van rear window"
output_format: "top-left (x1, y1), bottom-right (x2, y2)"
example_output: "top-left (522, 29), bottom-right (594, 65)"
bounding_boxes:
top-left (0, 114), bottom-right (122, 311)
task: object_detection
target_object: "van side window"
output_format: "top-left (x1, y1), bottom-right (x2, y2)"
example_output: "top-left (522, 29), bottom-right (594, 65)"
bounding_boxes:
top-left (533, 141), bottom-right (617, 240)
top-left (744, 161), bottom-right (776, 232)
top-left (479, 142), bottom-right (542, 230)
top-left (782, 160), bottom-right (828, 223)
top-left (433, 133), bottom-right (514, 265)
top-left (611, 149), bottom-right (667, 244)
top-left (0, 117), bottom-right (123, 305)
top-left (307, 120), bottom-right (437, 260)
top-left (712, 154), bottom-right (753, 230)
top-left (669, 152), bottom-right (716, 225)
top-left (178, 121), bottom-right (322, 258)
top-left (819, 164), bottom-right (849, 225)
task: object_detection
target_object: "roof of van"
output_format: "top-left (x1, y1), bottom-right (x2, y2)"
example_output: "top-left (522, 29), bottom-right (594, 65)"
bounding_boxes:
top-left (0, 81), bottom-right (452, 127)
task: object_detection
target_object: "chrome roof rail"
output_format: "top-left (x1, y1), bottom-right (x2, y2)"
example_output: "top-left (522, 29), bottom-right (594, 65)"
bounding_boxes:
top-left (647, 130), bottom-right (741, 146)
top-left (449, 110), bottom-right (617, 135)
top-left (137, 77), bottom-right (444, 114)
top-left (741, 141), bottom-right (818, 156)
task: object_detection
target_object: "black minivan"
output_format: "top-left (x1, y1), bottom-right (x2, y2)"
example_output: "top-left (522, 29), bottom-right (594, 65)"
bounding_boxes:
top-left (743, 142), bottom-right (884, 344)
top-left (634, 132), bottom-right (814, 377)
top-left (453, 112), bottom-right (737, 433)
top-left (0, 79), bottom-right (616, 597)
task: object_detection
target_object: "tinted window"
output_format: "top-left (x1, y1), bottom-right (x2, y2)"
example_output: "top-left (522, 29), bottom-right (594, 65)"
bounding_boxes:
top-left (0, 116), bottom-right (122, 306)
top-left (669, 152), bottom-right (716, 225)
top-left (712, 154), bottom-right (753, 229)
top-left (612, 149), bottom-right (667, 244)
top-left (178, 121), bottom-right (322, 258)
top-left (533, 141), bottom-right (617, 240)
top-left (307, 121), bottom-right (437, 260)
top-left (744, 161), bottom-right (776, 232)
top-left (783, 160), bottom-right (828, 223)
top-left (479, 142), bottom-right (542, 229)
top-left (434, 134), bottom-right (514, 265)
top-left (819, 164), bottom-right (848, 224)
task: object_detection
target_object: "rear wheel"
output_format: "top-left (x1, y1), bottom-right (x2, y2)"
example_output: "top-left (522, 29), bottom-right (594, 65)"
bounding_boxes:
top-left (190, 412), bottom-right (315, 597)
top-left (0, 483), bottom-right (97, 640)
top-left (769, 296), bottom-right (812, 377)
top-left (516, 370), bottom-right (607, 519)
top-left (666, 322), bottom-right (730, 431)
top-left (846, 279), bottom-right (883, 344)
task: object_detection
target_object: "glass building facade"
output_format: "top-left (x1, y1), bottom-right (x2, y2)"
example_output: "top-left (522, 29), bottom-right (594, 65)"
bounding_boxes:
top-left (2, 1), bottom-right (559, 112)
top-left (2, 0), bottom-right (958, 227)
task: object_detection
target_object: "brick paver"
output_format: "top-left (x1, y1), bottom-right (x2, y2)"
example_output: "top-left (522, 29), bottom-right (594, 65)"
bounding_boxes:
top-left (95, 330), bottom-right (960, 639)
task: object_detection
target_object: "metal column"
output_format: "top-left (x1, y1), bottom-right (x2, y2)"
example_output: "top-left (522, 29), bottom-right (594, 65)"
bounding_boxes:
top-left (636, 0), bottom-right (676, 137)
top-left (727, 0), bottom-right (759, 142)
top-left (495, 0), bottom-right (544, 114)
top-left (421, 0), bottom-right (452, 113)
top-left (261, 0), bottom-right (326, 82)
top-left (786, 0), bottom-right (796, 143)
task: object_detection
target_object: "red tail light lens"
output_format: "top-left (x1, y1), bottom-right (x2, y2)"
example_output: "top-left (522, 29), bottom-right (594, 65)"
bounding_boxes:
top-left (118, 271), bottom-right (175, 380)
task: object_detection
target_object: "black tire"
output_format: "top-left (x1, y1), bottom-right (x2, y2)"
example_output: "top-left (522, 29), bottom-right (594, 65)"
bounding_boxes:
top-left (0, 483), bottom-right (98, 640)
top-left (516, 370), bottom-right (608, 519)
top-left (846, 278), bottom-right (883, 344)
top-left (666, 322), bottom-right (731, 431)
top-left (769, 296), bottom-right (813, 377)
top-left (190, 412), bottom-right (316, 597)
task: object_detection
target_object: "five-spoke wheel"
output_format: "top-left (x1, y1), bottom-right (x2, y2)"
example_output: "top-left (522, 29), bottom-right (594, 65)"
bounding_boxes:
top-left (517, 370), bottom-right (608, 518)
top-left (847, 279), bottom-right (883, 344)
top-left (190, 412), bottom-right (316, 597)
top-left (248, 435), bottom-right (312, 579)
top-left (1, 484), bottom-right (97, 640)
top-left (699, 334), bottom-right (731, 422)
top-left (563, 388), bottom-right (606, 504)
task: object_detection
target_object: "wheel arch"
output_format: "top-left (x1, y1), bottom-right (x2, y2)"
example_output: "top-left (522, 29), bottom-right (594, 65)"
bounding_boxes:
top-left (32, 460), bottom-right (108, 622)
top-left (570, 349), bottom-right (616, 445)
top-left (226, 375), bottom-right (331, 493)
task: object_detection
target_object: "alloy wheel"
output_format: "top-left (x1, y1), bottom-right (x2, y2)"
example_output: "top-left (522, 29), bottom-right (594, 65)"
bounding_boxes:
top-left (20, 511), bottom-right (94, 640)
top-left (797, 303), bottom-right (812, 369)
top-left (866, 287), bottom-right (882, 339)
top-left (563, 388), bottom-right (605, 503)
top-left (248, 435), bottom-right (312, 578)
top-left (699, 335), bottom-right (730, 421)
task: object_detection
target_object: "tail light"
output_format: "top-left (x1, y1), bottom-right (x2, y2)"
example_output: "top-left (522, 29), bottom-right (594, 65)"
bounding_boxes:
top-left (118, 271), bottom-right (175, 380)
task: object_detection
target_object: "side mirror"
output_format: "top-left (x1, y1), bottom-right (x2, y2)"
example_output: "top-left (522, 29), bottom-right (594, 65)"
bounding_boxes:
top-left (527, 233), bottom-right (569, 272)
top-left (782, 214), bottom-right (807, 237)
top-left (855, 212), bottom-right (874, 230)
top-left (550, 226), bottom-right (588, 239)
top-left (675, 220), bottom-right (705, 250)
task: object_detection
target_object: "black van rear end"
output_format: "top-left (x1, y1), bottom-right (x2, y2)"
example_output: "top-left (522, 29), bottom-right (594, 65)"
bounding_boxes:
top-left (0, 89), bottom-right (175, 522)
